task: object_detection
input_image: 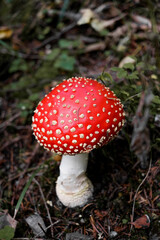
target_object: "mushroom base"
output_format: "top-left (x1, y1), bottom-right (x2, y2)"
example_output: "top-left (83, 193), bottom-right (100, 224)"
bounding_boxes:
top-left (56, 153), bottom-right (93, 208)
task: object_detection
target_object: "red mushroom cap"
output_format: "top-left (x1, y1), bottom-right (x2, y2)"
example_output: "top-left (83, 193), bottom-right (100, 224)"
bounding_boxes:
top-left (32, 77), bottom-right (125, 155)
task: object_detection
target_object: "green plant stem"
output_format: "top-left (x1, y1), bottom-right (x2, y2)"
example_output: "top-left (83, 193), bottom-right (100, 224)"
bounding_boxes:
top-left (13, 165), bottom-right (43, 220)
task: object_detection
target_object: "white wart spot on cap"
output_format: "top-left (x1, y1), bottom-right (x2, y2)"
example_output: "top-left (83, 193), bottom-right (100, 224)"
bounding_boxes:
top-left (66, 135), bottom-right (70, 139)
top-left (56, 129), bottom-right (61, 135)
top-left (91, 138), bottom-right (96, 143)
top-left (73, 110), bottom-right (77, 114)
top-left (47, 130), bottom-right (52, 135)
top-left (80, 134), bottom-right (84, 138)
top-left (52, 120), bottom-right (57, 125)
top-left (79, 114), bottom-right (85, 118)
top-left (41, 128), bottom-right (45, 133)
top-left (78, 124), bottom-right (83, 128)
top-left (70, 127), bottom-right (76, 132)
top-left (53, 110), bottom-right (57, 114)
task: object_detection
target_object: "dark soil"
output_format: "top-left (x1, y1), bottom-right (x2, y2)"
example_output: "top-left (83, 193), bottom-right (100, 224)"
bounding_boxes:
top-left (0, 0), bottom-right (160, 239)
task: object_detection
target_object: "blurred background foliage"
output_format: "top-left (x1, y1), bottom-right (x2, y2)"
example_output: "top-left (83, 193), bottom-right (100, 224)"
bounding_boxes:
top-left (0, 0), bottom-right (160, 239)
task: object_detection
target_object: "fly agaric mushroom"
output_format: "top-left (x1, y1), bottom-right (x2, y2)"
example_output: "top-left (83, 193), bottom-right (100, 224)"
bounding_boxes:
top-left (32, 77), bottom-right (125, 208)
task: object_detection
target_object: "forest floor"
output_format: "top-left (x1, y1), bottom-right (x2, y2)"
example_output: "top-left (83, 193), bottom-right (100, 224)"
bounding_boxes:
top-left (0, 0), bottom-right (160, 239)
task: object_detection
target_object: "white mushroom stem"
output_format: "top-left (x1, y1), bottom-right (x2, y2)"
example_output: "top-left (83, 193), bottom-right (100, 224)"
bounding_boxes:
top-left (56, 153), bottom-right (93, 208)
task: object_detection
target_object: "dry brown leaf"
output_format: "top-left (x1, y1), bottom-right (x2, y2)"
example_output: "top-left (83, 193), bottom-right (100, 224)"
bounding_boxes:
top-left (131, 14), bottom-right (152, 30)
top-left (91, 14), bottom-right (126, 32)
top-left (0, 211), bottom-right (17, 229)
top-left (85, 42), bottom-right (106, 52)
top-left (131, 215), bottom-right (150, 229)
top-left (108, 25), bottom-right (128, 39)
top-left (77, 9), bottom-right (95, 25)
top-left (25, 213), bottom-right (46, 237)
top-left (114, 225), bottom-right (127, 233)
top-left (94, 209), bottom-right (108, 221)
top-left (0, 26), bottom-right (13, 39)
top-left (53, 153), bottom-right (62, 162)
top-left (109, 6), bottom-right (121, 17)
top-left (78, 8), bottom-right (125, 32)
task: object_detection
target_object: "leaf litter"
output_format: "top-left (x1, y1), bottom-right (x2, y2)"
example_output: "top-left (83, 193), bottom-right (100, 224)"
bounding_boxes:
top-left (0, 0), bottom-right (160, 239)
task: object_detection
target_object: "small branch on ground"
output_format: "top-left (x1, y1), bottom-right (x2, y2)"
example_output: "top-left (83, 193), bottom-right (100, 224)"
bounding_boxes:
top-left (33, 178), bottom-right (54, 238)
top-left (130, 157), bottom-right (152, 232)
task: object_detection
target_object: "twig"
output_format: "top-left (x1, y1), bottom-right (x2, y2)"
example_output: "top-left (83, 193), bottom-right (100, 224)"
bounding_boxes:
top-left (95, 2), bottom-right (112, 13)
top-left (0, 112), bottom-right (20, 130)
top-left (50, 9), bottom-right (80, 21)
top-left (0, 136), bottom-right (22, 151)
top-left (5, 165), bottom-right (39, 185)
top-left (130, 156), bottom-right (152, 231)
top-left (96, 220), bottom-right (108, 237)
top-left (56, 224), bottom-right (70, 239)
top-left (25, 142), bottom-right (40, 164)
top-left (125, 92), bottom-right (142, 102)
top-left (35, 22), bottom-right (77, 50)
top-left (33, 178), bottom-right (54, 238)
top-left (0, 48), bottom-right (40, 59)
top-left (34, 220), bottom-right (61, 238)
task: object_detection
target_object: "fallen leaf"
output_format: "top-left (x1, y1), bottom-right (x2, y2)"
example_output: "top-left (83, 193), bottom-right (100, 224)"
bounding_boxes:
top-left (53, 153), bottom-right (62, 162)
top-left (25, 212), bottom-right (46, 237)
top-left (91, 14), bottom-right (126, 32)
top-left (0, 212), bottom-right (17, 229)
top-left (108, 25), bottom-right (128, 39)
top-left (85, 42), bottom-right (106, 52)
top-left (130, 90), bottom-right (153, 168)
top-left (117, 36), bottom-right (130, 52)
top-left (94, 209), bottom-right (108, 221)
top-left (78, 8), bottom-right (126, 32)
top-left (109, 6), bottom-right (121, 17)
top-left (0, 27), bottom-right (13, 39)
top-left (66, 232), bottom-right (93, 240)
top-left (119, 56), bottom-right (136, 68)
top-left (77, 9), bottom-right (94, 25)
top-left (0, 211), bottom-right (18, 240)
top-left (131, 214), bottom-right (150, 229)
top-left (131, 14), bottom-right (152, 30)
